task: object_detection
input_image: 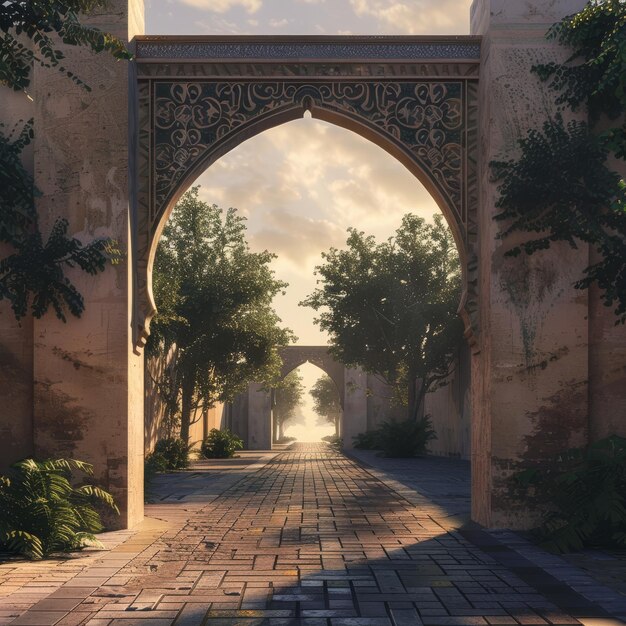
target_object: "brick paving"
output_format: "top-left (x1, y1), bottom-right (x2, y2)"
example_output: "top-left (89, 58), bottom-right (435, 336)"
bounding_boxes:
top-left (3, 443), bottom-right (626, 626)
top-left (347, 449), bottom-right (626, 623)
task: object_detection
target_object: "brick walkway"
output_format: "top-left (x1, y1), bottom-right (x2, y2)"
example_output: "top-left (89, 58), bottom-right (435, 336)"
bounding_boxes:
top-left (4, 444), bottom-right (626, 626)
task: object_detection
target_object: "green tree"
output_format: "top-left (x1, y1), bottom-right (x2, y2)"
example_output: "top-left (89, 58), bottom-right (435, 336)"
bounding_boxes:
top-left (149, 187), bottom-right (295, 443)
top-left (302, 214), bottom-right (463, 421)
top-left (310, 375), bottom-right (342, 437)
top-left (273, 370), bottom-right (305, 442)
top-left (492, 0), bottom-right (626, 321)
top-left (0, 1), bottom-right (128, 320)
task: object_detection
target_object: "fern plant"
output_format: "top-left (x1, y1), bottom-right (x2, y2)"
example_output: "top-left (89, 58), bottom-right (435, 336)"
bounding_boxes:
top-left (515, 435), bottom-right (626, 553)
top-left (0, 458), bottom-right (119, 560)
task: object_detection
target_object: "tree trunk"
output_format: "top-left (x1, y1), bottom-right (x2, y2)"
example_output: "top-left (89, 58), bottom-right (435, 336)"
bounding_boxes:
top-left (272, 413), bottom-right (279, 443)
top-left (408, 373), bottom-right (426, 421)
top-left (334, 415), bottom-right (340, 437)
top-left (278, 419), bottom-right (284, 441)
top-left (180, 373), bottom-right (195, 443)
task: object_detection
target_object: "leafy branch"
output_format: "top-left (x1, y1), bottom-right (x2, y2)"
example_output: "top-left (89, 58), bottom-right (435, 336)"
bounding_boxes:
top-left (0, 2), bottom-right (130, 322)
top-left (0, 1), bottom-right (131, 92)
top-left (492, 0), bottom-right (626, 321)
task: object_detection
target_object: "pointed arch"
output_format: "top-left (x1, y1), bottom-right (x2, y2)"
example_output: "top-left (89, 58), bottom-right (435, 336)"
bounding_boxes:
top-left (133, 37), bottom-right (480, 348)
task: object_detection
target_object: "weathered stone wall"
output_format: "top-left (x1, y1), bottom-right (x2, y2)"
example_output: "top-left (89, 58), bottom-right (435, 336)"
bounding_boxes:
top-left (471, 0), bottom-right (594, 529)
top-left (230, 392), bottom-right (249, 444)
top-left (365, 374), bottom-right (404, 432)
top-left (588, 146), bottom-right (626, 440)
top-left (28, 0), bottom-right (145, 527)
top-left (0, 78), bottom-right (35, 468)
top-left (144, 349), bottom-right (227, 452)
top-left (425, 345), bottom-right (472, 460)
top-left (362, 347), bottom-right (471, 460)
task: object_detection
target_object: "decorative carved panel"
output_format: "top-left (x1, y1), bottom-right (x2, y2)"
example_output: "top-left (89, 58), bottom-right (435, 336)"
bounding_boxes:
top-left (151, 80), bottom-right (464, 229)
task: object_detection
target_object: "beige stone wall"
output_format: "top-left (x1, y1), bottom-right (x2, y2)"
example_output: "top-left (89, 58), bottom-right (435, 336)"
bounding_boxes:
top-left (425, 346), bottom-right (471, 460)
top-left (363, 348), bottom-right (471, 460)
top-left (588, 147), bottom-right (626, 440)
top-left (365, 374), bottom-right (404, 432)
top-left (0, 82), bottom-right (35, 468)
top-left (29, 0), bottom-right (145, 528)
top-left (144, 350), bottom-right (226, 452)
top-left (471, 0), bottom-right (592, 529)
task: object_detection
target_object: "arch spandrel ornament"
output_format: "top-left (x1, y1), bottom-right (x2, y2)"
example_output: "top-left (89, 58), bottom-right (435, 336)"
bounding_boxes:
top-left (133, 37), bottom-right (481, 349)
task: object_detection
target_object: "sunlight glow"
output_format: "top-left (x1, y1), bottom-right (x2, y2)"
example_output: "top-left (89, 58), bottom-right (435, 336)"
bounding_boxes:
top-left (281, 363), bottom-right (338, 442)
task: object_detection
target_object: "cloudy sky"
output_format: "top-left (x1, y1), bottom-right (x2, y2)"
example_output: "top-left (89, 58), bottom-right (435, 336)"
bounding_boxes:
top-left (145, 0), bottom-right (472, 36)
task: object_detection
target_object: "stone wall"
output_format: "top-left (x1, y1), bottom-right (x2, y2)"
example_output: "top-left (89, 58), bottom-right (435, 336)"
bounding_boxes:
top-left (425, 346), bottom-right (472, 460)
top-left (0, 74), bottom-right (35, 469)
top-left (470, 0), bottom-right (608, 529)
top-left (362, 348), bottom-right (471, 460)
top-left (144, 350), bottom-right (226, 452)
top-left (28, 0), bottom-right (144, 528)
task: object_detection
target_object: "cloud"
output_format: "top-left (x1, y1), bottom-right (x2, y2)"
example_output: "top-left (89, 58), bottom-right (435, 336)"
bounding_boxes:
top-left (193, 17), bottom-right (246, 34)
top-left (251, 210), bottom-right (345, 267)
top-left (180, 0), bottom-right (262, 14)
top-left (349, 0), bottom-right (469, 34)
top-left (189, 116), bottom-right (447, 346)
top-left (269, 17), bottom-right (289, 27)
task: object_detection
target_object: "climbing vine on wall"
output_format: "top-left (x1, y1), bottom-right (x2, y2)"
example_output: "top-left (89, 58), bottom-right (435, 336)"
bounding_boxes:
top-left (0, 1), bottom-right (128, 321)
top-left (492, 0), bottom-right (626, 321)
top-left (0, 1), bottom-right (130, 92)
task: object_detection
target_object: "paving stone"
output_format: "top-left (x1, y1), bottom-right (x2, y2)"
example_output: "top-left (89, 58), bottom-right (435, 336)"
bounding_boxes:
top-left (4, 445), bottom-right (624, 626)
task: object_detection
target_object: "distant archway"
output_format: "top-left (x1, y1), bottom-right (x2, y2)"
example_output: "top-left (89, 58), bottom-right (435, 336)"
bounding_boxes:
top-left (279, 346), bottom-right (344, 409)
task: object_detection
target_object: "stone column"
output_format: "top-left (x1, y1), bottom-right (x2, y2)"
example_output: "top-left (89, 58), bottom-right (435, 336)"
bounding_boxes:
top-left (247, 384), bottom-right (272, 450)
top-left (31, 0), bottom-right (145, 528)
top-left (342, 367), bottom-right (368, 449)
top-left (470, 0), bottom-right (590, 528)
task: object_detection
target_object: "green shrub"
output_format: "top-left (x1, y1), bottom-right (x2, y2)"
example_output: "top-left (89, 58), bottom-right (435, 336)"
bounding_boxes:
top-left (352, 430), bottom-right (382, 450)
top-left (153, 438), bottom-right (192, 470)
top-left (0, 458), bottom-right (119, 560)
top-left (515, 435), bottom-right (626, 553)
top-left (201, 429), bottom-right (244, 459)
top-left (377, 416), bottom-right (436, 458)
top-left (352, 416), bottom-right (436, 458)
top-left (323, 434), bottom-right (343, 450)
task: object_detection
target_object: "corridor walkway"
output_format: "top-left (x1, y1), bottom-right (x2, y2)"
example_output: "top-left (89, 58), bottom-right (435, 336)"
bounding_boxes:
top-left (5, 444), bottom-right (625, 626)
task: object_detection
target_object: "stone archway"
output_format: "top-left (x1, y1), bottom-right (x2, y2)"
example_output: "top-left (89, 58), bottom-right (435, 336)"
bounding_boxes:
top-left (279, 346), bottom-right (345, 408)
top-left (239, 346), bottom-right (368, 450)
top-left (132, 37), bottom-right (480, 349)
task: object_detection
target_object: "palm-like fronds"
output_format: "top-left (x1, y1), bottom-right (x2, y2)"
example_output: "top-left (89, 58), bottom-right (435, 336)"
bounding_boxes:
top-left (0, 458), bottom-right (118, 560)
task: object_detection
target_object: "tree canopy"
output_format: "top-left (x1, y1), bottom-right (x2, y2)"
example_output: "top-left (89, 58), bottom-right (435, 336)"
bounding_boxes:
top-left (310, 375), bottom-right (342, 436)
top-left (149, 187), bottom-right (295, 442)
top-left (302, 214), bottom-right (463, 420)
